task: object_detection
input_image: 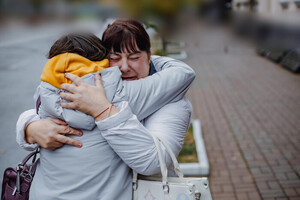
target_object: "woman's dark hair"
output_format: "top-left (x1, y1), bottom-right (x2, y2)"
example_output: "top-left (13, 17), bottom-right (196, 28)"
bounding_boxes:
top-left (48, 33), bottom-right (108, 61)
top-left (102, 20), bottom-right (151, 55)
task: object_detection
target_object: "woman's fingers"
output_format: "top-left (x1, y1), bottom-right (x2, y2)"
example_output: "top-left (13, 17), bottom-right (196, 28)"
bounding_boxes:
top-left (51, 118), bottom-right (68, 126)
top-left (95, 73), bottom-right (103, 87)
top-left (48, 141), bottom-right (64, 150)
top-left (54, 124), bottom-right (83, 147)
top-left (65, 73), bottom-right (84, 86)
top-left (55, 134), bottom-right (82, 148)
top-left (26, 119), bottom-right (82, 150)
top-left (60, 101), bottom-right (77, 110)
top-left (59, 72), bottom-right (111, 116)
top-left (57, 124), bottom-right (82, 137)
top-left (60, 92), bottom-right (75, 102)
top-left (61, 83), bottom-right (77, 94)
top-left (51, 118), bottom-right (83, 146)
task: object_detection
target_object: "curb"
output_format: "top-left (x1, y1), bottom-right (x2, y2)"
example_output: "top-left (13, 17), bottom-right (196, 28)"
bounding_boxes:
top-left (179, 119), bottom-right (210, 176)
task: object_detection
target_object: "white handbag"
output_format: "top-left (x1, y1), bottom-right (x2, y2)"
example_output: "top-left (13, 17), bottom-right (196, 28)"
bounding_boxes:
top-left (132, 135), bottom-right (212, 200)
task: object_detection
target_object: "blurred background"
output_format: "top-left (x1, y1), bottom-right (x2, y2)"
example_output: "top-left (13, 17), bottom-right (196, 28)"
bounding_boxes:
top-left (1, 0), bottom-right (299, 71)
top-left (1, 0), bottom-right (300, 199)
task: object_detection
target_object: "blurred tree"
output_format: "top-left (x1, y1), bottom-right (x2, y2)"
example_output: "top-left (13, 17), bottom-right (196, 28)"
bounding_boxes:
top-left (120, 0), bottom-right (199, 55)
top-left (0, 0), bottom-right (4, 19)
top-left (249, 0), bottom-right (256, 12)
top-left (27, 0), bottom-right (44, 23)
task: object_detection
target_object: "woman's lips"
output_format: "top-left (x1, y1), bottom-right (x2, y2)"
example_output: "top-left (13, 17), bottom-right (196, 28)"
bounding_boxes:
top-left (122, 77), bottom-right (137, 81)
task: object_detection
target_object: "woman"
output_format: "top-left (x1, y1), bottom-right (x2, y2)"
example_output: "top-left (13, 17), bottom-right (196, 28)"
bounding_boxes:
top-left (17, 19), bottom-right (195, 199)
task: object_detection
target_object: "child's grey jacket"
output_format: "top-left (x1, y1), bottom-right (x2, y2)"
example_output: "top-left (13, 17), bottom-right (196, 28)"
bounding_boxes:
top-left (18, 56), bottom-right (195, 200)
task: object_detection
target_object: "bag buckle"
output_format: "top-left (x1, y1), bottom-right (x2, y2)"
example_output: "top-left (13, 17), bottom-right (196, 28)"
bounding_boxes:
top-left (132, 182), bottom-right (138, 191)
top-left (195, 192), bottom-right (201, 200)
top-left (163, 184), bottom-right (169, 194)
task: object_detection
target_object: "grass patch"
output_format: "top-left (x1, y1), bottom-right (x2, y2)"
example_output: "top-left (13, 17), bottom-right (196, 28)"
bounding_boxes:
top-left (177, 124), bottom-right (198, 163)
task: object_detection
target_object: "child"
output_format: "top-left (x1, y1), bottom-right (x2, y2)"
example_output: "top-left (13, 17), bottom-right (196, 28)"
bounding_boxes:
top-left (31, 33), bottom-right (124, 199)
top-left (36, 33), bottom-right (109, 129)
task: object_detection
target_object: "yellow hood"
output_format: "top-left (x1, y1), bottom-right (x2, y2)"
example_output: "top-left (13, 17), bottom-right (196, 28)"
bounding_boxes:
top-left (41, 53), bottom-right (109, 89)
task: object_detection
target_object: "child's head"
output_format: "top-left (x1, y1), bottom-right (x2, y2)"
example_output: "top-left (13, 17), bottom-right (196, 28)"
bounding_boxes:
top-left (48, 33), bottom-right (107, 61)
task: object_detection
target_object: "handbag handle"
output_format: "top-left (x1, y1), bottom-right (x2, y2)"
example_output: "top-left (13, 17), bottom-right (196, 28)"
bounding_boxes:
top-left (133, 135), bottom-right (184, 192)
top-left (20, 148), bottom-right (40, 167)
top-left (152, 135), bottom-right (183, 178)
top-left (151, 135), bottom-right (184, 182)
top-left (14, 148), bottom-right (40, 195)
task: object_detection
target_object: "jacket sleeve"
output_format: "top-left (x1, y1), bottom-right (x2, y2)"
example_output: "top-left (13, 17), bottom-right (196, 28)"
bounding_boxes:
top-left (122, 56), bottom-right (195, 120)
top-left (15, 82), bottom-right (97, 151)
top-left (37, 82), bottom-right (96, 131)
top-left (96, 98), bottom-right (192, 175)
top-left (16, 109), bottom-right (40, 151)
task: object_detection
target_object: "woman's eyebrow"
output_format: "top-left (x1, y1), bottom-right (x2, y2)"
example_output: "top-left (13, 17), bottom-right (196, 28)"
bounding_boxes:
top-left (129, 51), bottom-right (141, 56)
top-left (110, 52), bottom-right (120, 56)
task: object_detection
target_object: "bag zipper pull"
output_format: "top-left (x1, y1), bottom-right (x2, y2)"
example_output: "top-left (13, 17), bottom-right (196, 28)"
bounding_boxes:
top-left (12, 186), bottom-right (17, 196)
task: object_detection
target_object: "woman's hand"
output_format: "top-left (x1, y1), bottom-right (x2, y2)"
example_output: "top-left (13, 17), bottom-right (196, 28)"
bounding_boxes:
top-left (60, 73), bottom-right (119, 120)
top-left (26, 118), bottom-right (83, 150)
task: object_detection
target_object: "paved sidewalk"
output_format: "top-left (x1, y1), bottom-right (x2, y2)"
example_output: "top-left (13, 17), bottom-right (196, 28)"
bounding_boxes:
top-left (180, 21), bottom-right (300, 200)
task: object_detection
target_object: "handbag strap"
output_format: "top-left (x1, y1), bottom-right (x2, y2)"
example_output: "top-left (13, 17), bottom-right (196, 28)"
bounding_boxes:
top-left (15, 148), bottom-right (40, 194)
top-left (153, 135), bottom-right (184, 178)
top-left (20, 148), bottom-right (39, 166)
top-left (133, 135), bottom-right (184, 191)
top-left (152, 135), bottom-right (184, 182)
top-left (152, 135), bottom-right (168, 186)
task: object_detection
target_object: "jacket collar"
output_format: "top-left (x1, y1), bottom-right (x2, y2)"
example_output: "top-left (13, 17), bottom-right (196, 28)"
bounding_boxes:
top-left (149, 61), bottom-right (157, 75)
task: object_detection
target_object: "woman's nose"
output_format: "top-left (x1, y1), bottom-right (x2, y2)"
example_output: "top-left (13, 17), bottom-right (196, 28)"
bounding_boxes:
top-left (119, 61), bottom-right (130, 73)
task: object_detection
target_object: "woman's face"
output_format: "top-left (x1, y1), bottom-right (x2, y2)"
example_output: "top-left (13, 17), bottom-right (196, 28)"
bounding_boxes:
top-left (109, 49), bottom-right (150, 81)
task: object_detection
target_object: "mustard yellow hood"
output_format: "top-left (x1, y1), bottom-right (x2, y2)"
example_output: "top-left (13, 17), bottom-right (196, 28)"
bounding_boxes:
top-left (41, 53), bottom-right (109, 89)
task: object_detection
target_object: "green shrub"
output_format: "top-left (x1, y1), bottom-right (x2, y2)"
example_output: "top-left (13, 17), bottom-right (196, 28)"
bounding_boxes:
top-left (177, 124), bottom-right (198, 163)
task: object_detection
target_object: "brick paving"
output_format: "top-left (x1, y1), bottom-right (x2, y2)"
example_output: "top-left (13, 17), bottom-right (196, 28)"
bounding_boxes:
top-left (178, 20), bottom-right (300, 200)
